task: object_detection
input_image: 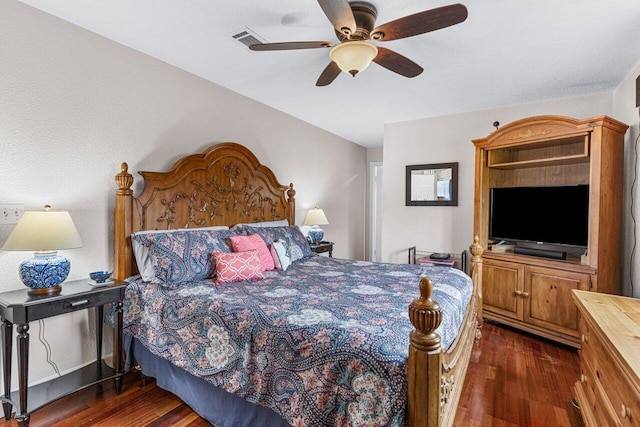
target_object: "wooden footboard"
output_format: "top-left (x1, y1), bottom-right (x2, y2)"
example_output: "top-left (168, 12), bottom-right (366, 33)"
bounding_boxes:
top-left (407, 237), bottom-right (483, 427)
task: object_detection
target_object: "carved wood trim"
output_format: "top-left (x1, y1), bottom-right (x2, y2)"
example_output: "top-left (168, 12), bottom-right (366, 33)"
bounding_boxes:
top-left (472, 115), bottom-right (627, 150)
top-left (135, 143), bottom-right (294, 230)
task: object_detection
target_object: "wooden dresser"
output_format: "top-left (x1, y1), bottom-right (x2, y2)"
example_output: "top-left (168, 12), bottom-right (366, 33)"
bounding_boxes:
top-left (573, 290), bottom-right (640, 427)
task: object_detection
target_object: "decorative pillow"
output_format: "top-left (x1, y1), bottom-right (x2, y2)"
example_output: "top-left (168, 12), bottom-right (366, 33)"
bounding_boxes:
top-left (213, 250), bottom-right (263, 284)
top-left (270, 239), bottom-right (292, 271)
top-left (131, 226), bottom-right (230, 282)
top-left (236, 225), bottom-right (314, 262)
top-left (131, 228), bottom-right (236, 285)
top-left (230, 234), bottom-right (275, 271)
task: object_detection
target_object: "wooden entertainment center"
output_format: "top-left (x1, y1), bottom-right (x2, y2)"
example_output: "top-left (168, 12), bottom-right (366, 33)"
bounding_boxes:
top-left (472, 115), bottom-right (628, 347)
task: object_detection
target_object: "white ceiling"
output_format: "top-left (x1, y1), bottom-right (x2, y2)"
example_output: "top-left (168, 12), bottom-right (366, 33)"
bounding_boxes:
top-left (19, 0), bottom-right (640, 147)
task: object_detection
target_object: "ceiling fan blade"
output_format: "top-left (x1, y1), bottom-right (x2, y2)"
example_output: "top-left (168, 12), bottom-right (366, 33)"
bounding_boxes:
top-left (316, 61), bottom-right (341, 86)
top-left (249, 41), bottom-right (333, 51)
top-left (371, 3), bottom-right (468, 41)
top-left (317, 0), bottom-right (357, 36)
top-left (373, 47), bottom-right (423, 78)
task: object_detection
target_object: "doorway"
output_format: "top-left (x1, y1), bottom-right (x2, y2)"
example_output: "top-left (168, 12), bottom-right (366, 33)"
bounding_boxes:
top-left (369, 162), bottom-right (383, 262)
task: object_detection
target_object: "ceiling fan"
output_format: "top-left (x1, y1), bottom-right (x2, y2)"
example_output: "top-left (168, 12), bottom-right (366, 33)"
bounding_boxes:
top-left (249, 0), bottom-right (468, 86)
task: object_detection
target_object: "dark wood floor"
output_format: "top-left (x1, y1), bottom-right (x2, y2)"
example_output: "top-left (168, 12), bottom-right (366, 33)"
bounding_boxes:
top-left (453, 322), bottom-right (582, 427)
top-left (0, 322), bottom-right (582, 427)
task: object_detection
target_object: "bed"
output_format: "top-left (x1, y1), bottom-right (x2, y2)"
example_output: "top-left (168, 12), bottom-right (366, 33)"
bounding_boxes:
top-left (112, 142), bottom-right (484, 427)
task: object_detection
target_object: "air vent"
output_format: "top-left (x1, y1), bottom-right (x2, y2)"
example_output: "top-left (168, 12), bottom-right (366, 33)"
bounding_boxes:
top-left (233, 28), bottom-right (266, 49)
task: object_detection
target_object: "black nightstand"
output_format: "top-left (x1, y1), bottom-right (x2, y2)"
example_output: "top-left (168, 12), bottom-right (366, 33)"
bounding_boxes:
top-left (0, 279), bottom-right (127, 427)
top-left (310, 241), bottom-right (334, 257)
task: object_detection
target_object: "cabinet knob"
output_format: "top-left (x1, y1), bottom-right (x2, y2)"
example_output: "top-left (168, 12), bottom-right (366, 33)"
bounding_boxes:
top-left (515, 290), bottom-right (522, 296)
top-left (581, 334), bottom-right (588, 343)
top-left (621, 404), bottom-right (631, 419)
top-left (521, 292), bottom-right (530, 298)
top-left (581, 374), bottom-right (587, 383)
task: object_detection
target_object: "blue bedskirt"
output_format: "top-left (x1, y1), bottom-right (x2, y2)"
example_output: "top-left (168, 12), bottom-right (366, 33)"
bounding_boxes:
top-left (125, 334), bottom-right (291, 427)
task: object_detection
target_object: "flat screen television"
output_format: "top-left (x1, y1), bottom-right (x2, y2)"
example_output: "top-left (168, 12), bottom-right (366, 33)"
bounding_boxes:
top-left (489, 185), bottom-right (589, 247)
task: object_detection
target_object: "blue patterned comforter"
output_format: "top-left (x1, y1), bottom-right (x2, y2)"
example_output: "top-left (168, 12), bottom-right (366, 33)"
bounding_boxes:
top-left (122, 257), bottom-right (473, 426)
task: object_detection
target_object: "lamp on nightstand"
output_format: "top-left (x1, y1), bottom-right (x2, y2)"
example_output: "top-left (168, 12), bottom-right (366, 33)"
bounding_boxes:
top-left (2, 205), bottom-right (83, 295)
top-left (304, 208), bottom-right (329, 244)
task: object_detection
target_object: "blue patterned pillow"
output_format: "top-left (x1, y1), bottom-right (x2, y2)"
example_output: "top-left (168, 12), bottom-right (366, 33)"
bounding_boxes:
top-left (131, 228), bottom-right (236, 285)
top-left (237, 225), bottom-right (314, 262)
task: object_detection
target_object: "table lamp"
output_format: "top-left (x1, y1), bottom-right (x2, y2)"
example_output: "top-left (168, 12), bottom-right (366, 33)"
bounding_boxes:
top-left (303, 208), bottom-right (329, 244)
top-left (2, 205), bottom-right (83, 295)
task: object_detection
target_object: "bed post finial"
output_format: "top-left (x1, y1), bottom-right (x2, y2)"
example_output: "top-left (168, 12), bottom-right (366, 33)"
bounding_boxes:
top-left (114, 162), bottom-right (134, 280)
top-left (407, 276), bottom-right (443, 427)
top-left (287, 183), bottom-right (296, 202)
top-left (470, 235), bottom-right (484, 329)
top-left (115, 162), bottom-right (134, 195)
top-left (470, 235), bottom-right (484, 260)
top-left (409, 277), bottom-right (443, 348)
top-left (287, 183), bottom-right (296, 225)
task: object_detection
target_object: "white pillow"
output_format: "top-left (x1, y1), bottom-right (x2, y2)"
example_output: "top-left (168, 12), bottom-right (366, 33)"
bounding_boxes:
top-left (270, 239), bottom-right (292, 271)
top-left (131, 226), bottom-right (230, 282)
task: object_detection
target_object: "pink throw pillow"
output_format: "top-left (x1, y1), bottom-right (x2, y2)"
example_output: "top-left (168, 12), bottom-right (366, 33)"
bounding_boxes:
top-left (213, 250), bottom-right (263, 284)
top-left (230, 234), bottom-right (275, 271)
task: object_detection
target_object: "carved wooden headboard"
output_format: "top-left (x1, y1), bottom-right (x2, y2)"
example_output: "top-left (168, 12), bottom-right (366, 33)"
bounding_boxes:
top-left (113, 142), bottom-right (296, 280)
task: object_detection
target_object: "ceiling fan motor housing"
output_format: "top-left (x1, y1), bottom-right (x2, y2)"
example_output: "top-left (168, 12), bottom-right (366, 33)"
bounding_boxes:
top-left (336, 1), bottom-right (377, 41)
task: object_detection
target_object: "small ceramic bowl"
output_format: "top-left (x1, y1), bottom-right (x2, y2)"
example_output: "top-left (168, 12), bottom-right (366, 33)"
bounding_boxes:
top-left (89, 271), bottom-right (112, 283)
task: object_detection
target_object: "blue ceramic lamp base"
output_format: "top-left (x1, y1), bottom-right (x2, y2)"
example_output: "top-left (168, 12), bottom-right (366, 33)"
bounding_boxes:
top-left (19, 251), bottom-right (70, 295)
top-left (308, 226), bottom-right (325, 244)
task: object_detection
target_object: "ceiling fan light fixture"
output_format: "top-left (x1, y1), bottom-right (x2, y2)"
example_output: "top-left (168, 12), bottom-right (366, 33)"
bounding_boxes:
top-left (329, 41), bottom-right (378, 76)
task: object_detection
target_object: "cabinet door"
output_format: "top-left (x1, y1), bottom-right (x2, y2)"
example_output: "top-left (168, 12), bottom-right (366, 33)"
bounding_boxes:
top-left (524, 266), bottom-right (589, 337)
top-left (482, 259), bottom-right (524, 320)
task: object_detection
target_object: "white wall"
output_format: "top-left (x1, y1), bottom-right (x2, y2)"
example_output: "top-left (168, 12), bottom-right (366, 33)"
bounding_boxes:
top-left (0, 1), bottom-right (366, 392)
top-left (613, 59), bottom-right (640, 298)
top-left (382, 93), bottom-right (613, 264)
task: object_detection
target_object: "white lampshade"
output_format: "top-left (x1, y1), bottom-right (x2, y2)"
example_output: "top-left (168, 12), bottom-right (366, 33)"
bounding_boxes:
top-left (2, 206), bottom-right (83, 294)
top-left (303, 208), bottom-right (329, 226)
top-left (329, 41), bottom-right (378, 76)
top-left (2, 209), bottom-right (83, 251)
